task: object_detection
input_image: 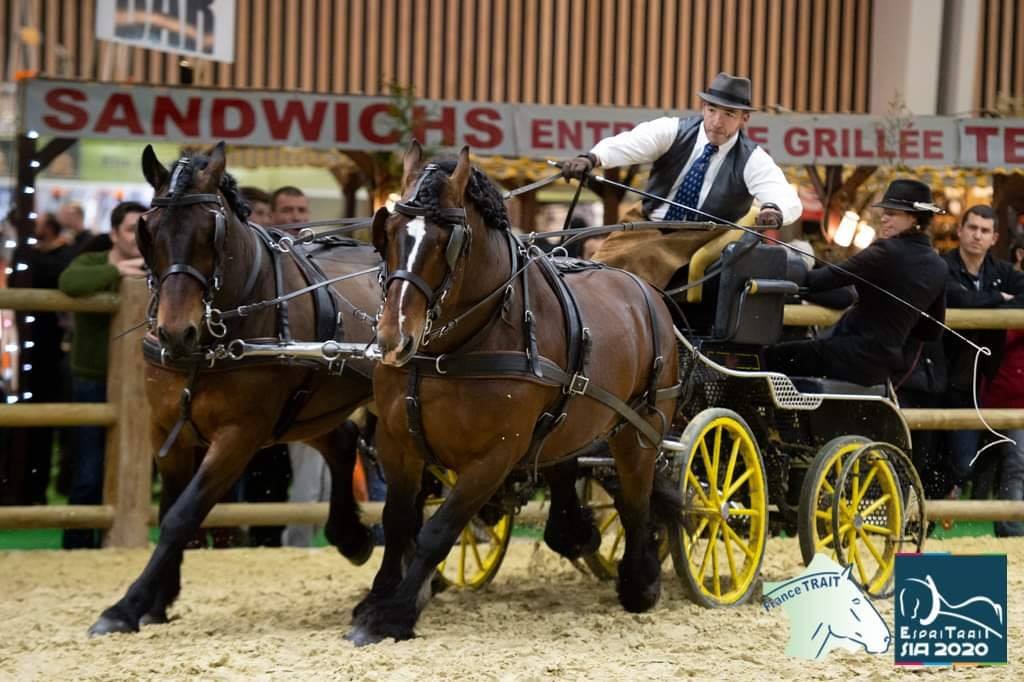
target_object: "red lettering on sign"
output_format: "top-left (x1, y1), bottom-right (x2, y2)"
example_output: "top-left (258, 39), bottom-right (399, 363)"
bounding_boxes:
top-left (42, 87), bottom-right (88, 131)
top-left (262, 99), bottom-right (327, 141)
top-left (94, 93), bottom-right (144, 134)
top-left (412, 105), bottom-right (456, 146)
top-left (584, 121), bottom-right (610, 144)
top-left (557, 121), bottom-right (582, 150)
top-left (853, 129), bottom-right (873, 158)
top-left (152, 96), bottom-right (200, 136)
top-left (784, 128), bottom-right (809, 156)
top-left (964, 126), bottom-right (999, 163)
top-left (814, 128), bottom-right (838, 158)
top-left (359, 103), bottom-right (400, 144)
top-left (211, 99), bottom-right (256, 138)
top-left (1007, 128), bottom-right (1024, 164)
top-left (334, 102), bottom-right (350, 143)
top-left (465, 107), bottom-right (503, 148)
top-left (898, 128), bottom-right (920, 158)
top-left (922, 129), bottom-right (943, 159)
top-left (532, 119), bottom-right (554, 149)
top-left (746, 126), bottom-right (768, 146)
top-left (876, 128), bottom-right (895, 158)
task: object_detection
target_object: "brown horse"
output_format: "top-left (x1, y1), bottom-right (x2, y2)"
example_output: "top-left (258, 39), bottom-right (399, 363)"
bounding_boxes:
top-left (349, 143), bottom-right (682, 644)
top-left (89, 143), bottom-right (382, 635)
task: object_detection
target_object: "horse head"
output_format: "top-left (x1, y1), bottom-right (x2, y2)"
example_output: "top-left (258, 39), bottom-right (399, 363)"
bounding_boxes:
top-left (139, 141), bottom-right (247, 356)
top-left (818, 563), bottom-right (891, 655)
top-left (373, 141), bottom-right (475, 366)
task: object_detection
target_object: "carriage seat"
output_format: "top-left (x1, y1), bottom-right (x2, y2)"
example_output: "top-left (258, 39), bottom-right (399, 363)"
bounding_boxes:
top-left (712, 238), bottom-right (802, 345)
top-left (789, 376), bottom-right (889, 397)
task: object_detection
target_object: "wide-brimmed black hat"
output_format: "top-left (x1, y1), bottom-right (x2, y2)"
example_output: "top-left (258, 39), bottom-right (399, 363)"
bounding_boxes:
top-left (698, 73), bottom-right (757, 111)
top-left (872, 179), bottom-right (943, 213)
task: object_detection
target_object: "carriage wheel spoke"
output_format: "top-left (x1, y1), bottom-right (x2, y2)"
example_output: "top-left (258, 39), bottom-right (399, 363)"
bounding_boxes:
top-left (599, 509), bottom-right (620, 534)
top-left (722, 438), bottom-right (741, 493)
top-left (610, 526), bottom-right (625, 558)
top-left (686, 471), bottom-right (714, 508)
top-left (711, 537), bottom-right (721, 597)
top-left (727, 507), bottom-right (759, 517)
top-left (699, 440), bottom-right (717, 501)
top-left (722, 525), bottom-right (738, 580)
top-left (697, 521), bottom-right (719, 583)
top-left (853, 465), bottom-right (880, 506)
top-left (722, 522), bottom-right (755, 561)
top-left (849, 536), bottom-right (869, 585)
top-left (851, 459), bottom-right (861, 508)
top-left (815, 509), bottom-right (832, 521)
top-left (711, 426), bottom-right (724, 482)
top-left (861, 523), bottom-right (893, 536)
top-left (459, 529), bottom-right (468, 583)
top-left (485, 522), bottom-right (503, 545)
top-left (859, 494), bottom-right (891, 518)
top-left (857, 527), bottom-right (885, 566)
top-left (722, 468), bottom-right (753, 501)
top-left (817, 532), bottom-right (834, 548)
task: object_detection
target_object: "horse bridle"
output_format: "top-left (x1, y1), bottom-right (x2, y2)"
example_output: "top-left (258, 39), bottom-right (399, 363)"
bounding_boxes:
top-left (143, 189), bottom-right (230, 339)
top-left (379, 163), bottom-right (470, 341)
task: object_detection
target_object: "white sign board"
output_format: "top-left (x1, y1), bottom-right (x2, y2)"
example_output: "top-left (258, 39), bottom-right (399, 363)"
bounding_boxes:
top-left (95, 0), bottom-right (236, 64)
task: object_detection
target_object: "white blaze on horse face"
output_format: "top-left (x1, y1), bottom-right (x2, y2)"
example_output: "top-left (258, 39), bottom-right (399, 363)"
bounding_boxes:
top-left (397, 217), bottom-right (427, 337)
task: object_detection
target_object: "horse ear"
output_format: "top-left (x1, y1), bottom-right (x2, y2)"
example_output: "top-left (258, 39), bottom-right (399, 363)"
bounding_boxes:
top-left (371, 206), bottom-right (390, 255)
top-left (448, 145), bottom-right (471, 203)
top-left (141, 144), bottom-right (170, 190)
top-left (198, 141), bottom-right (227, 192)
top-left (401, 140), bottom-right (424, 192)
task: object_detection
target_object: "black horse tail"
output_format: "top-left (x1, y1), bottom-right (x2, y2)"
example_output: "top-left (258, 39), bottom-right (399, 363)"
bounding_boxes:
top-left (649, 471), bottom-right (685, 528)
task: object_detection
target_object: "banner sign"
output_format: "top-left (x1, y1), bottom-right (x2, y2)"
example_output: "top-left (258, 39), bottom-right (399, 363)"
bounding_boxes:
top-left (95, 0), bottom-right (236, 64)
top-left (20, 79), bottom-right (1024, 169)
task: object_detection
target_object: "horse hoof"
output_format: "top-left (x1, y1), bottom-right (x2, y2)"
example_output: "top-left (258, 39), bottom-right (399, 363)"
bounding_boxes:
top-left (344, 626), bottom-right (386, 647)
top-left (88, 615), bottom-right (138, 637)
top-left (140, 611), bottom-right (169, 626)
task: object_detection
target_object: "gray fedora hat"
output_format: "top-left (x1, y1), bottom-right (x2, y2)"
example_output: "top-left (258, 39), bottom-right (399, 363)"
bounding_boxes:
top-left (698, 72), bottom-right (757, 111)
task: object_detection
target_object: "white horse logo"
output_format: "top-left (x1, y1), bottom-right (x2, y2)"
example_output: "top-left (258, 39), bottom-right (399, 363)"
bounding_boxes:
top-left (898, 574), bottom-right (1004, 639)
top-left (764, 554), bottom-right (891, 660)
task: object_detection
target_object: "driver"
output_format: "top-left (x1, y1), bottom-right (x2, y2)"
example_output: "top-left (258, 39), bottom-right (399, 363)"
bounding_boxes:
top-left (766, 179), bottom-right (947, 386)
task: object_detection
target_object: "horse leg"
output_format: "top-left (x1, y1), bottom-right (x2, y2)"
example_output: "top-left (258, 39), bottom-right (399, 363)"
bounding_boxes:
top-left (139, 438), bottom-right (199, 626)
top-left (88, 425), bottom-right (263, 636)
top-left (348, 453), bottom-right (512, 645)
top-left (542, 459), bottom-right (600, 560)
top-left (608, 431), bottom-right (662, 613)
top-left (307, 421), bottom-right (374, 565)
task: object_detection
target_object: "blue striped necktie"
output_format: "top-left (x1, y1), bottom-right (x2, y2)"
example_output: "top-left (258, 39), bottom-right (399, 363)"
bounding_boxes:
top-left (664, 143), bottom-right (719, 221)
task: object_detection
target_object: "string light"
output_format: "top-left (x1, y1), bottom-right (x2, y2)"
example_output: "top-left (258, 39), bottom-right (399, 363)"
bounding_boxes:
top-left (24, 315), bottom-right (34, 323)
top-left (22, 364), bottom-right (32, 371)
top-left (26, 130), bottom-right (39, 139)
top-left (29, 160), bottom-right (40, 168)
top-left (23, 186), bottom-right (35, 195)
top-left (5, 396), bottom-right (17, 404)
top-left (853, 223), bottom-right (876, 249)
top-left (26, 237), bottom-right (37, 245)
top-left (834, 211), bottom-right (860, 247)
top-left (15, 262), bottom-right (28, 271)
top-left (21, 391), bottom-right (33, 400)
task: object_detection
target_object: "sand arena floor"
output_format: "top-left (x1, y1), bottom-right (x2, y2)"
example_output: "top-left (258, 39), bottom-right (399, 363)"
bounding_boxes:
top-left (0, 536), bottom-right (1020, 681)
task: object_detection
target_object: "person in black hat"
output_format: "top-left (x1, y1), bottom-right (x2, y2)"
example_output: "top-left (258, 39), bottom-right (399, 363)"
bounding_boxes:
top-left (560, 72), bottom-right (801, 228)
top-left (765, 178), bottom-right (948, 386)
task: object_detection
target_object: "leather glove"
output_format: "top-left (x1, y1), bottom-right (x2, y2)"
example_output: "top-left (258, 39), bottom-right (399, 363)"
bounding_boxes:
top-left (561, 153), bottom-right (598, 180)
top-left (756, 203), bottom-right (784, 228)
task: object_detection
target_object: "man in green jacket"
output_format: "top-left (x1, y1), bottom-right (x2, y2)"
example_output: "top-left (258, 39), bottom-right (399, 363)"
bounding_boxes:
top-left (58, 201), bottom-right (146, 548)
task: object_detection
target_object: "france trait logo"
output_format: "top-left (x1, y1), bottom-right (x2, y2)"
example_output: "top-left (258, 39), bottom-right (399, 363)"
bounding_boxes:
top-left (895, 554), bottom-right (1007, 666)
top-left (763, 554), bottom-right (891, 660)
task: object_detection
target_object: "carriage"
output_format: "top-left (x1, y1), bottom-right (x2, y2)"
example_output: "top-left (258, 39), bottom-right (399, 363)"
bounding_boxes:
top-left (89, 142), bottom-right (926, 642)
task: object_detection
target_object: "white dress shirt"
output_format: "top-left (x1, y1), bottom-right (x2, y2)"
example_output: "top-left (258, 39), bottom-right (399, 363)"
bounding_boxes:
top-left (590, 116), bottom-right (803, 224)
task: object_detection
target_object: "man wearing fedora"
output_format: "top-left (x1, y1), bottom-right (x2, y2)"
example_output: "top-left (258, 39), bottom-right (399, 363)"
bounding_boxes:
top-left (561, 72), bottom-right (801, 228)
top-left (766, 179), bottom-right (947, 386)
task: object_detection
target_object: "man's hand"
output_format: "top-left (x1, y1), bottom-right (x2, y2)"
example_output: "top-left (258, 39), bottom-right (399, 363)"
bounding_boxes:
top-left (561, 153), bottom-right (597, 181)
top-left (756, 204), bottom-right (784, 228)
top-left (1001, 291), bottom-right (1015, 302)
top-left (114, 257), bottom-right (147, 277)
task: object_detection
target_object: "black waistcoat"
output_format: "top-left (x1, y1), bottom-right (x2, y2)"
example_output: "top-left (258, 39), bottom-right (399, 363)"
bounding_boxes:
top-left (642, 116), bottom-right (758, 222)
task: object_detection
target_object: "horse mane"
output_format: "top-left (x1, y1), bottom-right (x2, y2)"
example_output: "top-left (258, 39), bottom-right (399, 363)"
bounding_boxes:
top-left (170, 152), bottom-right (252, 222)
top-left (414, 158), bottom-right (511, 232)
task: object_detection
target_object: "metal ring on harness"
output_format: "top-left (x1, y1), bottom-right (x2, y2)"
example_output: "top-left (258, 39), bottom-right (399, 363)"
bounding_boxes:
top-left (435, 354), bottom-right (448, 375)
top-left (205, 302), bottom-right (228, 338)
top-left (635, 407), bottom-right (668, 450)
top-left (227, 338), bottom-right (246, 360)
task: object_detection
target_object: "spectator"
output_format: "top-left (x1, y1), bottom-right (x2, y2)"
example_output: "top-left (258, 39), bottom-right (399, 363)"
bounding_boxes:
top-left (240, 186), bottom-right (272, 226)
top-left (57, 201), bottom-right (146, 548)
top-left (1010, 237), bottom-right (1024, 272)
top-left (895, 339), bottom-right (951, 499)
top-left (980, 329), bottom-right (1024, 537)
top-left (271, 186), bottom-right (311, 226)
top-left (766, 179), bottom-right (947, 386)
top-left (7, 214), bottom-right (74, 505)
top-left (57, 202), bottom-right (92, 254)
top-left (942, 205), bottom-right (1024, 496)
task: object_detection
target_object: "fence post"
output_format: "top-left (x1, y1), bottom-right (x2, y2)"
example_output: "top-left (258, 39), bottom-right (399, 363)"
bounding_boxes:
top-left (103, 277), bottom-right (153, 548)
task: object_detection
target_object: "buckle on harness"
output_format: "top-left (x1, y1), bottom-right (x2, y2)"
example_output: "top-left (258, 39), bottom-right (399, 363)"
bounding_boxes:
top-left (565, 373), bottom-right (590, 396)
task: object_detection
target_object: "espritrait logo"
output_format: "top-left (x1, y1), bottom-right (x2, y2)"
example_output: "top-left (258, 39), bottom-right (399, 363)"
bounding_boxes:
top-left (895, 554), bottom-right (1007, 666)
top-left (763, 554), bottom-right (891, 660)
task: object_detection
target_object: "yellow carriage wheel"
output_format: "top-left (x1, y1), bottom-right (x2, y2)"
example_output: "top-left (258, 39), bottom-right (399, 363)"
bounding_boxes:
top-left (667, 409), bottom-right (768, 608)
top-left (578, 476), bottom-right (669, 580)
top-left (831, 444), bottom-right (903, 597)
top-left (423, 466), bottom-right (514, 590)
top-left (797, 436), bottom-right (868, 567)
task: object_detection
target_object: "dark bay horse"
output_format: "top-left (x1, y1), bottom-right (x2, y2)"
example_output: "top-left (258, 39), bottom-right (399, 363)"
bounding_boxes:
top-left (350, 143), bottom-right (682, 644)
top-left (89, 143), bottom-right (382, 635)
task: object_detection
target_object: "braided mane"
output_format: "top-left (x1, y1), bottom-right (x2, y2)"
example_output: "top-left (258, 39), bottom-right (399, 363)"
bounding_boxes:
top-left (170, 153), bottom-right (252, 222)
top-left (412, 159), bottom-right (510, 232)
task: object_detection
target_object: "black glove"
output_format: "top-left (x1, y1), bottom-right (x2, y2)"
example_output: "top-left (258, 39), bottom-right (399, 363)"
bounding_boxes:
top-left (756, 203), bottom-right (784, 228)
top-left (561, 153), bottom-right (598, 180)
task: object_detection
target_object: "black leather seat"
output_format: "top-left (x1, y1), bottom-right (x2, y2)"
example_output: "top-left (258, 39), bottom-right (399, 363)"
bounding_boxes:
top-left (789, 376), bottom-right (888, 397)
top-left (713, 238), bottom-right (799, 345)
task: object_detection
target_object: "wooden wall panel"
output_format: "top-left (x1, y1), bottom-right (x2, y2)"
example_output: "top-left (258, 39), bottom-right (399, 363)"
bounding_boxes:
top-left (976, 0), bottom-right (1024, 113)
top-left (3, 0), bottom-right (882, 113)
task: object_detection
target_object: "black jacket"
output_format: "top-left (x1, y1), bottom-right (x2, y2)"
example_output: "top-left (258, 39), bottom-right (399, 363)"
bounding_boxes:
top-left (943, 249), bottom-right (1024, 389)
top-left (804, 230), bottom-right (947, 378)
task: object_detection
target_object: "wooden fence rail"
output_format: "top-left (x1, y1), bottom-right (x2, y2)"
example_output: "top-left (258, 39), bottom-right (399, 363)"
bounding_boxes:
top-left (4, 288), bottom-right (1024, 542)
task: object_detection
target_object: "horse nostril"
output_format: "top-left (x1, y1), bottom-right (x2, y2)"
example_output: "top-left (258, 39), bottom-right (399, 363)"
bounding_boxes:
top-left (157, 327), bottom-right (170, 345)
top-left (183, 325), bottom-right (198, 347)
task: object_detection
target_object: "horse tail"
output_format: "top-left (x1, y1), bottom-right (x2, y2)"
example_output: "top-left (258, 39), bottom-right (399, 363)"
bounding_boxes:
top-left (649, 470), bottom-right (685, 527)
